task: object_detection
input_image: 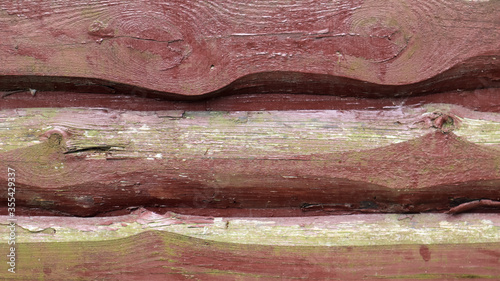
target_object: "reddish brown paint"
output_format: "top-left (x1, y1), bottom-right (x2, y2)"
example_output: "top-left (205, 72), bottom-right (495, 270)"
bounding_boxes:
top-left (0, 55), bottom-right (499, 96)
top-left (448, 199), bottom-right (500, 215)
top-left (0, 0), bottom-right (499, 279)
top-left (3, 230), bottom-right (499, 280)
top-left (0, 0), bottom-right (499, 97)
top-left (419, 245), bottom-right (431, 262)
top-left (2, 88), bottom-right (500, 113)
top-left (2, 130), bottom-right (500, 217)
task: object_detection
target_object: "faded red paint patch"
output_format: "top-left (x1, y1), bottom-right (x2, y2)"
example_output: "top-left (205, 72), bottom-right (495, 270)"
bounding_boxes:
top-left (15, 47), bottom-right (49, 62)
top-left (420, 245), bottom-right (431, 262)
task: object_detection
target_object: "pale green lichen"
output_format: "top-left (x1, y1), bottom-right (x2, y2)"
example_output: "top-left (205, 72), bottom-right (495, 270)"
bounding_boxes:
top-left (0, 106), bottom-right (453, 157)
top-left (454, 117), bottom-right (500, 147)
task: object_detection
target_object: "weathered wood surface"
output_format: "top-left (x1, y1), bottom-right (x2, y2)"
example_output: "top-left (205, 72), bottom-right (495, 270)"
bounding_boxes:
top-left (2, 104), bottom-right (500, 216)
top-left (3, 88), bottom-right (500, 113)
top-left (1, 0), bottom-right (499, 279)
top-left (0, 0), bottom-right (499, 99)
top-left (1, 211), bottom-right (499, 280)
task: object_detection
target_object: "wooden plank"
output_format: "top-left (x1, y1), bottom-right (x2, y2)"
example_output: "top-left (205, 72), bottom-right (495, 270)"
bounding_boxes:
top-left (2, 88), bottom-right (500, 113)
top-left (3, 211), bottom-right (500, 246)
top-left (1, 212), bottom-right (499, 279)
top-left (0, 0), bottom-right (499, 98)
top-left (2, 104), bottom-right (500, 216)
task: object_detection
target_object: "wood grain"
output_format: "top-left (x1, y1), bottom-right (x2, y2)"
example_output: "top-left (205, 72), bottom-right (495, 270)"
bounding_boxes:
top-left (2, 88), bottom-right (500, 113)
top-left (5, 237), bottom-right (495, 280)
top-left (1, 212), bottom-right (499, 280)
top-left (0, 0), bottom-right (499, 98)
top-left (1, 1), bottom-right (499, 279)
top-left (2, 104), bottom-right (500, 216)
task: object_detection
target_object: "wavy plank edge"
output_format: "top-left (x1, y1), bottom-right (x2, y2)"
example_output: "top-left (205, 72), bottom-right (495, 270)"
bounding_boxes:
top-left (1, 0), bottom-right (499, 96)
top-left (0, 56), bottom-right (499, 100)
top-left (1, 212), bottom-right (500, 279)
top-left (2, 104), bottom-right (500, 216)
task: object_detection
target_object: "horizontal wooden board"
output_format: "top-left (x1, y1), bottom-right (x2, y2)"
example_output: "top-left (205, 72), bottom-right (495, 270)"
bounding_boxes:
top-left (1, 104), bottom-right (500, 216)
top-left (1, 212), bottom-right (499, 280)
top-left (2, 211), bottom-right (500, 246)
top-left (2, 88), bottom-right (500, 113)
top-left (0, 0), bottom-right (499, 98)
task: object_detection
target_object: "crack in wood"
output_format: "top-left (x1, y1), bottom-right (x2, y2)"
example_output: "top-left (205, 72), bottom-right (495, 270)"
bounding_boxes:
top-left (63, 145), bottom-right (124, 154)
top-left (1, 88), bottom-right (31, 98)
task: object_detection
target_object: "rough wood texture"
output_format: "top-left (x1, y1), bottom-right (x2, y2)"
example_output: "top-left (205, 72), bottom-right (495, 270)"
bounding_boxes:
top-left (2, 88), bottom-right (500, 113)
top-left (0, 0), bottom-right (499, 98)
top-left (2, 104), bottom-right (500, 216)
top-left (5, 232), bottom-right (499, 280)
top-left (1, 1), bottom-right (500, 279)
top-left (1, 212), bottom-right (499, 280)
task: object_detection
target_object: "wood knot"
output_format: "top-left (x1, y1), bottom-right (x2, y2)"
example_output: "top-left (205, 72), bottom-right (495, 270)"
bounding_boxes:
top-left (88, 20), bottom-right (114, 38)
top-left (40, 128), bottom-right (70, 148)
top-left (48, 133), bottom-right (62, 147)
top-left (420, 112), bottom-right (458, 133)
